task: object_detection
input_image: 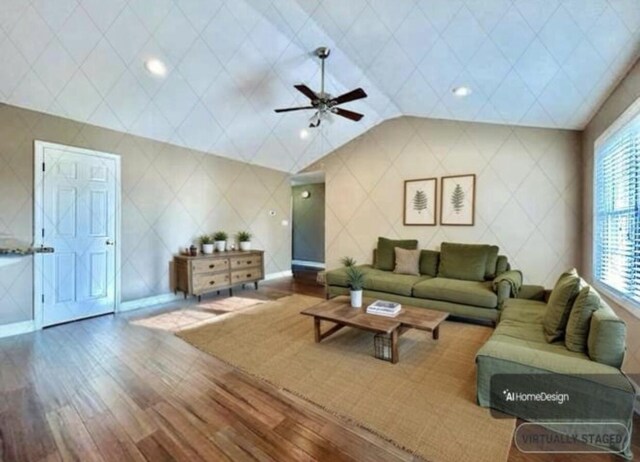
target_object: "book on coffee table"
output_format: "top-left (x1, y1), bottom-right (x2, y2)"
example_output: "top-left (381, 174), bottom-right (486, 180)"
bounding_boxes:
top-left (366, 300), bottom-right (401, 317)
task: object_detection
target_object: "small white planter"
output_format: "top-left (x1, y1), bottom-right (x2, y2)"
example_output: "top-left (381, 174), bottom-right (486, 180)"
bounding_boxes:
top-left (239, 241), bottom-right (251, 251)
top-left (202, 243), bottom-right (214, 254)
top-left (350, 290), bottom-right (363, 308)
top-left (214, 240), bottom-right (226, 252)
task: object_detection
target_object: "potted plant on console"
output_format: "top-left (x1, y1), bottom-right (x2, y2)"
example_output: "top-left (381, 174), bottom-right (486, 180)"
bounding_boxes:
top-left (199, 234), bottom-right (214, 255)
top-left (213, 231), bottom-right (228, 252)
top-left (237, 231), bottom-right (252, 251)
top-left (342, 257), bottom-right (364, 308)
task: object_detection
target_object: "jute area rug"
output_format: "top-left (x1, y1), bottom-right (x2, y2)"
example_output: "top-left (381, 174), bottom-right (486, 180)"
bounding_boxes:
top-left (176, 294), bottom-right (515, 462)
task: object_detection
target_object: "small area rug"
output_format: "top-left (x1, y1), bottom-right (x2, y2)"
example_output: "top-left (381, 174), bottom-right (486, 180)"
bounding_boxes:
top-left (177, 294), bottom-right (515, 462)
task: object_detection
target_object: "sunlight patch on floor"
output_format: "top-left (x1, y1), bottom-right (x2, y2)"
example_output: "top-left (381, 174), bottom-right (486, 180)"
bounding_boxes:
top-left (130, 296), bottom-right (269, 332)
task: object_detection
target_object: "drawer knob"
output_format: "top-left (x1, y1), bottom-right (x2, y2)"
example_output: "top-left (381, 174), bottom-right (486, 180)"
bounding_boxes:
top-left (209, 264), bottom-right (215, 269)
top-left (247, 260), bottom-right (252, 264)
top-left (209, 280), bottom-right (215, 285)
top-left (246, 273), bottom-right (251, 277)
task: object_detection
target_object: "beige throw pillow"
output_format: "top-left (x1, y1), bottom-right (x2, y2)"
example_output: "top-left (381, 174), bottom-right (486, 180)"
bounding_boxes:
top-left (394, 247), bottom-right (420, 276)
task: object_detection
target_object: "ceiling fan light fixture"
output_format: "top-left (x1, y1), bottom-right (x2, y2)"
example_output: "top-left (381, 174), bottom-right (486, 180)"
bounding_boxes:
top-left (299, 128), bottom-right (309, 139)
top-left (452, 86), bottom-right (472, 97)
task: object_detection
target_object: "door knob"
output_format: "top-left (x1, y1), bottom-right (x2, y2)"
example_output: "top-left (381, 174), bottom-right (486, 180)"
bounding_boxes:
top-left (106, 239), bottom-right (115, 246)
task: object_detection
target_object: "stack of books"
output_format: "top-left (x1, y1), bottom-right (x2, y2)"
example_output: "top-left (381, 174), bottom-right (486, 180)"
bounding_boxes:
top-left (366, 300), bottom-right (401, 317)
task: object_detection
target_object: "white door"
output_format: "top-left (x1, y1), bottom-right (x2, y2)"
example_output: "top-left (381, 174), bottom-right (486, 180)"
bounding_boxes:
top-left (39, 145), bottom-right (119, 327)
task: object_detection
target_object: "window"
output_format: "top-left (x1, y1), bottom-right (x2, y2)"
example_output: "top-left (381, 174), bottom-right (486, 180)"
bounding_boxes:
top-left (594, 105), bottom-right (640, 309)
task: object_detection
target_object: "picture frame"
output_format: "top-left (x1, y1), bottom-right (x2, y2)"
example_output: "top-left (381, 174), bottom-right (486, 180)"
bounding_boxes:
top-left (403, 178), bottom-right (437, 226)
top-left (440, 174), bottom-right (476, 226)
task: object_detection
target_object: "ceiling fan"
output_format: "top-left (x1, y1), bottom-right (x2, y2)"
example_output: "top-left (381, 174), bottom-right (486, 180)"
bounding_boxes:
top-left (275, 47), bottom-right (368, 128)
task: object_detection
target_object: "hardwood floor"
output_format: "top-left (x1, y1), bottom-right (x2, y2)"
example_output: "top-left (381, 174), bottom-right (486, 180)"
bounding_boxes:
top-left (0, 274), bottom-right (637, 461)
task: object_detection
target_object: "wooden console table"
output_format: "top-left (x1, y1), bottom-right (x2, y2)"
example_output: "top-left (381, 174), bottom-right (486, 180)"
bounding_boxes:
top-left (174, 250), bottom-right (264, 301)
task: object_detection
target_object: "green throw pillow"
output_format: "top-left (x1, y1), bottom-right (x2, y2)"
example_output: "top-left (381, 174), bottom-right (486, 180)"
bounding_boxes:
top-left (542, 269), bottom-right (581, 342)
top-left (495, 255), bottom-right (509, 275)
top-left (438, 242), bottom-right (488, 282)
top-left (375, 237), bottom-right (418, 271)
top-left (565, 284), bottom-right (601, 352)
top-left (419, 250), bottom-right (440, 277)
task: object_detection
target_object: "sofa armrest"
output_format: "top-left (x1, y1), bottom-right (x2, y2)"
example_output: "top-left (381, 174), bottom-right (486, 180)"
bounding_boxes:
top-left (493, 270), bottom-right (523, 309)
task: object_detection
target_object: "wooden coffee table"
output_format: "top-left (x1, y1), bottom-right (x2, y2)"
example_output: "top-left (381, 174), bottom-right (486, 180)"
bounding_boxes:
top-left (300, 296), bottom-right (449, 364)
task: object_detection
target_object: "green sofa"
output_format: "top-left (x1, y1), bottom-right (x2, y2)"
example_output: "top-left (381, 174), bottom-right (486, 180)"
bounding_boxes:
top-left (476, 286), bottom-right (636, 459)
top-left (325, 241), bottom-right (524, 323)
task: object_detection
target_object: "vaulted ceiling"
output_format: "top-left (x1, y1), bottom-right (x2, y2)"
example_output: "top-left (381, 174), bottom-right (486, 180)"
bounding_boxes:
top-left (1, 0), bottom-right (639, 172)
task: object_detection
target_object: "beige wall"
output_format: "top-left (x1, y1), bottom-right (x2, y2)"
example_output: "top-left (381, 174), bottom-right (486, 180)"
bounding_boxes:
top-left (305, 116), bottom-right (582, 287)
top-left (0, 104), bottom-right (291, 326)
top-left (582, 58), bottom-right (640, 373)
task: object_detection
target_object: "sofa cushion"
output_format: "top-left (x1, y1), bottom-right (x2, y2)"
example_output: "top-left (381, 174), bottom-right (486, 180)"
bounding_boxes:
top-left (477, 332), bottom-right (624, 377)
top-left (565, 285), bottom-right (601, 353)
top-left (542, 269), bottom-right (581, 342)
top-left (500, 299), bottom-right (546, 324)
top-left (419, 250), bottom-right (439, 277)
top-left (394, 247), bottom-right (420, 275)
top-left (363, 270), bottom-right (427, 297)
top-left (375, 237), bottom-right (418, 271)
top-left (413, 277), bottom-right (497, 308)
top-left (325, 265), bottom-right (373, 287)
top-left (588, 304), bottom-right (626, 368)
top-left (494, 318), bottom-right (547, 343)
top-left (438, 242), bottom-right (488, 282)
top-left (484, 245), bottom-right (500, 280)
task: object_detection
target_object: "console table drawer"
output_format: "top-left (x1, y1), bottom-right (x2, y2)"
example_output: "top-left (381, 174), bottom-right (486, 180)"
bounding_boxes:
top-left (230, 255), bottom-right (262, 269)
top-left (193, 273), bottom-right (230, 293)
top-left (231, 268), bottom-right (263, 284)
top-left (192, 258), bottom-right (229, 274)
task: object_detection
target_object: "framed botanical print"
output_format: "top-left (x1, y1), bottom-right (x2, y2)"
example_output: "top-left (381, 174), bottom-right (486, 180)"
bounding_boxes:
top-left (403, 178), bottom-right (437, 226)
top-left (440, 174), bottom-right (476, 226)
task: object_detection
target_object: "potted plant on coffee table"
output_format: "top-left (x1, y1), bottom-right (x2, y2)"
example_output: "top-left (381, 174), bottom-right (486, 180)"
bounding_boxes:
top-left (213, 231), bottom-right (228, 252)
top-left (345, 264), bottom-right (365, 308)
top-left (199, 234), bottom-right (214, 254)
top-left (237, 231), bottom-right (252, 251)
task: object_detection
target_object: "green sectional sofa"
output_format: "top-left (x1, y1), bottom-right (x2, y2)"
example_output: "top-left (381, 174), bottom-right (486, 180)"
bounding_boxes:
top-left (476, 280), bottom-right (636, 459)
top-left (325, 240), bottom-right (523, 323)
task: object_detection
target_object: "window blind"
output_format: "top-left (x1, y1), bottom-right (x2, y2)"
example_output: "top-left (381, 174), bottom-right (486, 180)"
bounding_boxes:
top-left (594, 113), bottom-right (640, 307)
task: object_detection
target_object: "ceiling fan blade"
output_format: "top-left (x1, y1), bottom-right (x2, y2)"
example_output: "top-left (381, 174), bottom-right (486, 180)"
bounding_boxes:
top-left (330, 88), bottom-right (367, 105)
top-left (333, 107), bottom-right (364, 122)
top-left (274, 106), bottom-right (314, 113)
top-left (294, 84), bottom-right (318, 101)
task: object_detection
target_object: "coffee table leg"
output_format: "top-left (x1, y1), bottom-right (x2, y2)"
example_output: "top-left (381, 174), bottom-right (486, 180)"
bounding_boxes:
top-left (391, 329), bottom-right (399, 364)
top-left (433, 326), bottom-right (440, 340)
top-left (314, 318), bottom-right (321, 343)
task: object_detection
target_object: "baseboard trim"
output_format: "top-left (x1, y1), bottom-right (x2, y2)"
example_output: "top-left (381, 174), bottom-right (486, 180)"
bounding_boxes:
top-left (119, 293), bottom-right (184, 313)
top-left (265, 270), bottom-right (293, 280)
top-left (0, 320), bottom-right (36, 338)
top-left (119, 271), bottom-right (294, 313)
top-left (292, 260), bottom-right (325, 269)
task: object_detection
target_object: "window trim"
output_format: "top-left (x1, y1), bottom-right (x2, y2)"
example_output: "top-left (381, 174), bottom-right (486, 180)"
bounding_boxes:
top-left (592, 96), bottom-right (640, 319)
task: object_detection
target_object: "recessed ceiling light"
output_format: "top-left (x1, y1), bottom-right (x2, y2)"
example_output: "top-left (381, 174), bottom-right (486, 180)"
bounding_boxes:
top-left (452, 86), bottom-right (472, 97)
top-left (299, 128), bottom-right (309, 140)
top-left (145, 58), bottom-right (167, 77)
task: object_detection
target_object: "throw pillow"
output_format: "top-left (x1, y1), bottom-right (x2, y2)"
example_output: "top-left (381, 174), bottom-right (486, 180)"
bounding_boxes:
top-left (565, 285), bottom-right (601, 352)
top-left (394, 247), bottom-right (420, 276)
top-left (419, 250), bottom-right (440, 277)
top-left (542, 269), bottom-right (581, 342)
top-left (438, 242), bottom-right (488, 282)
top-left (495, 255), bottom-right (509, 275)
top-left (375, 237), bottom-right (418, 271)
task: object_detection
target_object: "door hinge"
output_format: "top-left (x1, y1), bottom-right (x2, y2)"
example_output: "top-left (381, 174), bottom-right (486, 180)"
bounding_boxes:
top-left (42, 162), bottom-right (45, 172)
top-left (41, 294), bottom-right (44, 303)
top-left (41, 228), bottom-right (45, 238)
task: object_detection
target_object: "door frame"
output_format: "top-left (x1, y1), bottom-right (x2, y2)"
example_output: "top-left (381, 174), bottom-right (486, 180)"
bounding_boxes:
top-left (33, 140), bottom-right (122, 329)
